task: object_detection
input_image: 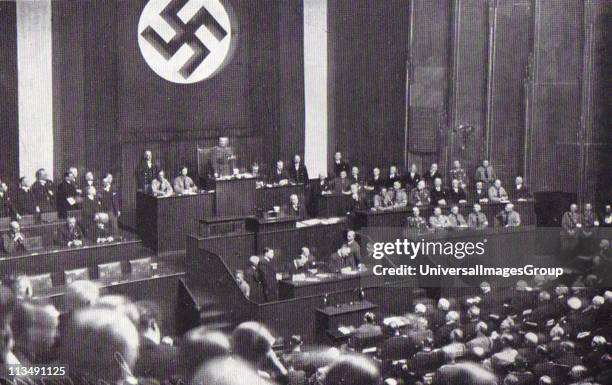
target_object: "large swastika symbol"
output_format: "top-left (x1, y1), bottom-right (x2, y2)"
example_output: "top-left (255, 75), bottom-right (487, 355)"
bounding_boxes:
top-left (138, 0), bottom-right (233, 83)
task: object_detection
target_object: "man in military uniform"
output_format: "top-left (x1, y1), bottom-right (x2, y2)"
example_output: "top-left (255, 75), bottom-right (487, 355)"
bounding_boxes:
top-left (449, 160), bottom-right (468, 187)
top-left (561, 203), bottom-right (582, 257)
top-left (429, 207), bottom-right (450, 230)
top-left (406, 206), bottom-right (429, 233)
top-left (468, 204), bottom-right (489, 230)
top-left (581, 203), bottom-right (600, 255)
top-left (475, 160), bottom-right (496, 185)
top-left (447, 205), bottom-right (468, 229)
top-left (488, 179), bottom-right (509, 203)
top-left (373, 187), bottom-right (394, 209)
top-left (409, 180), bottom-right (430, 206)
top-left (496, 203), bottom-right (521, 227)
top-left (210, 137), bottom-right (236, 178)
top-left (391, 181), bottom-right (408, 207)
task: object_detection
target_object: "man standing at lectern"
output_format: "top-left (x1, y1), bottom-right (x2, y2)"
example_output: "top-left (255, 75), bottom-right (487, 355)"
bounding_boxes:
top-left (211, 137), bottom-right (236, 178)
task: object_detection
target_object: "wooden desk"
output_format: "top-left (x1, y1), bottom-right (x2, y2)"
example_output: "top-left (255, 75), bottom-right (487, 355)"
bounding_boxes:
top-left (316, 194), bottom-right (352, 217)
top-left (353, 200), bottom-right (536, 229)
top-left (316, 300), bottom-right (378, 343)
top-left (136, 191), bottom-right (214, 252)
top-left (0, 218), bottom-right (67, 247)
top-left (255, 184), bottom-right (305, 210)
top-left (246, 216), bottom-right (298, 233)
top-left (279, 272), bottom-right (373, 300)
top-left (215, 178), bottom-right (257, 217)
top-left (0, 239), bottom-right (144, 280)
top-left (187, 232), bottom-right (256, 273)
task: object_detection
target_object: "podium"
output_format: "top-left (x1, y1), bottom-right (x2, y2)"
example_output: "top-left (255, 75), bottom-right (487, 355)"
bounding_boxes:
top-left (215, 178), bottom-right (257, 217)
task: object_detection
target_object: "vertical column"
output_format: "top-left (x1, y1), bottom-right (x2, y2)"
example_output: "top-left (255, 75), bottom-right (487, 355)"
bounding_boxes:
top-left (303, 0), bottom-right (328, 177)
top-left (17, 0), bottom-right (54, 179)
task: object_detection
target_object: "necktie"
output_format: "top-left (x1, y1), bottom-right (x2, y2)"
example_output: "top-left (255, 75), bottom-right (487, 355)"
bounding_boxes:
top-left (484, 168), bottom-right (489, 180)
top-left (476, 215), bottom-right (480, 227)
top-left (496, 188), bottom-right (500, 198)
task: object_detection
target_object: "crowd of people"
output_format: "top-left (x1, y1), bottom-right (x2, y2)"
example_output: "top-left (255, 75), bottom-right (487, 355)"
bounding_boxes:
top-left (1, 269), bottom-right (611, 384)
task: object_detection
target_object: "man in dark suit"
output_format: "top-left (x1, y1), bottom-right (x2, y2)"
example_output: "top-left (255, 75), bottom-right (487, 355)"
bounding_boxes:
top-left (269, 160), bottom-right (290, 185)
top-left (210, 137), bottom-right (236, 178)
top-left (133, 300), bottom-right (179, 380)
top-left (56, 171), bottom-right (80, 219)
top-left (332, 152), bottom-right (350, 178)
top-left (14, 177), bottom-right (39, 216)
top-left (471, 181), bottom-right (489, 203)
top-left (244, 256), bottom-right (264, 303)
top-left (385, 165), bottom-right (402, 188)
top-left (81, 186), bottom-right (102, 238)
top-left (332, 170), bottom-right (352, 195)
top-left (0, 182), bottom-right (16, 218)
top-left (344, 230), bottom-right (362, 267)
top-left (430, 177), bottom-right (448, 206)
top-left (475, 159), bottom-right (496, 185)
top-left (58, 215), bottom-right (84, 247)
top-left (284, 194), bottom-right (308, 219)
top-left (423, 163), bottom-right (443, 187)
top-left (135, 150), bottom-right (159, 191)
top-left (403, 163), bottom-right (421, 190)
top-left (364, 167), bottom-right (385, 194)
top-left (348, 184), bottom-right (368, 213)
top-left (329, 246), bottom-right (356, 272)
top-left (289, 155), bottom-right (309, 185)
top-left (257, 248), bottom-right (279, 302)
top-left (31, 168), bottom-right (55, 213)
top-left (3, 221), bottom-right (28, 254)
top-left (350, 312), bottom-right (383, 349)
top-left (512, 176), bottom-right (532, 201)
top-left (288, 247), bottom-right (316, 274)
top-left (448, 179), bottom-right (468, 204)
top-left (99, 173), bottom-right (120, 232)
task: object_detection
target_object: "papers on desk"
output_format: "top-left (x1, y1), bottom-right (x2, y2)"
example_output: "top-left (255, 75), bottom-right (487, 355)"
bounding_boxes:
top-left (341, 268), bottom-right (358, 275)
top-left (321, 217), bottom-right (341, 224)
top-left (315, 273), bottom-right (330, 279)
top-left (296, 218), bottom-right (321, 227)
top-left (338, 326), bottom-right (352, 335)
top-left (292, 274), bottom-right (306, 282)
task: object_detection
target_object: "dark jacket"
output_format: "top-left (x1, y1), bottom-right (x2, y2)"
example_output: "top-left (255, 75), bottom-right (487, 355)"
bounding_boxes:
top-left (56, 180), bottom-right (79, 218)
top-left (257, 258), bottom-right (279, 302)
top-left (58, 223), bottom-right (85, 246)
top-left (14, 188), bottom-right (37, 215)
top-left (289, 163), bottom-right (309, 184)
top-left (31, 180), bottom-right (56, 212)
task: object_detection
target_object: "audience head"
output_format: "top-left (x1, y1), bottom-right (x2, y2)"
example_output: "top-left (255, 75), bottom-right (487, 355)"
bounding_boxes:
top-left (453, 160), bottom-right (461, 169)
top-left (60, 307), bottom-right (140, 382)
top-left (276, 160), bottom-right (284, 170)
top-left (181, 327), bottom-right (231, 379)
top-left (231, 321), bottom-right (286, 376)
top-left (479, 281), bottom-right (491, 294)
top-left (494, 179), bottom-right (502, 188)
top-left (323, 355), bottom-right (380, 385)
top-left (473, 203), bottom-right (482, 213)
top-left (505, 203), bottom-right (514, 212)
top-left (538, 290), bottom-right (551, 302)
top-left (86, 185), bottom-right (96, 197)
top-left (451, 179), bottom-right (460, 189)
top-left (549, 324), bottom-right (564, 338)
top-left (290, 193), bottom-right (299, 206)
top-left (430, 163), bottom-right (438, 171)
top-left (434, 178), bottom-right (442, 188)
top-left (218, 137), bottom-right (229, 147)
top-left (392, 181), bottom-right (401, 191)
top-left (373, 167), bottom-right (380, 177)
top-left (248, 256), bottom-right (259, 268)
top-left (180, 166), bottom-right (189, 176)
top-left (538, 375), bottom-right (552, 385)
top-left (417, 180), bottom-right (425, 190)
top-left (482, 160), bottom-right (490, 167)
top-left (9, 221), bottom-right (21, 234)
top-left (134, 300), bottom-right (162, 345)
top-left (65, 280), bottom-right (100, 312)
top-left (433, 207), bottom-right (442, 216)
top-left (363, 312), bottom-right (375, 324)
top-left (389, 165), bottom-right (397, 175)
top-left (445, 311), bottom-right (459, 324)
top-left (103, 172), bottom-right (113, 185)
top-left (263, 247), bottom-right (274, 260)
top-left (476, 181), bottom-right (483, 190)
top-left (19, 176), bottom-right (30, 188)
top-left (410, 163), bottom-right (417, 172)
top-left (301, 246), bottom-right (310, 257)
top-left (450, 205), bottom-right (459, 214)
top-left (35, 168), bottom-right (48, 181)
top-left (334, 152), bottom-right (342, 161)
top-left (294, 154), bottom-right (301, 164)
top-left (85, 171), bottom-right (94, 182)
top-left (437, 298), bottom-right (450, 311)
top-left (525, 332), bottom-right (538, 346)
top-left (340, 170), bottom-right (348, 179)
top-left (12, 301), bottom-right (59, 363)
top-left (251, 163), bottom-right (259, 174)
top-left (475, 321), bottom-right (488, 336)
top-left (414, 303), bottom-right (426, 315)
top-left (569, 203), bottom-right (578, 212)
top-left (347, 230), bottom-right (356, 243)
top-left (351, 166), bottom-right (359, 176)
top-left (156, 169), bottom-right (165, 181)
top-left (192, 357), bottom-right (272, 385)
top-left (69, 167), bottom-right (79, 180)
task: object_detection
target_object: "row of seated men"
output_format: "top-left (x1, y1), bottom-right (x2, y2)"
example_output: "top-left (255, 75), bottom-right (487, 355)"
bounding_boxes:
top-left (2, 213), bottom-right (118, 254)
top-left (0, 167), bottom-right (120, 220)
top-left (235, 230), bottom-right (363, 303)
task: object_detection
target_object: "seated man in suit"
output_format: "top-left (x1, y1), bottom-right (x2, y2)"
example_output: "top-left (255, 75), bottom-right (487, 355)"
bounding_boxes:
top-left (347, 183), bottom-right (368, 213)
top-left (250, 162), bottom-right (265, 188)
top-left (31, 168), bottom-right (55, 213)
top-left (364, 167), bottom-right (385, 194)
top-left (289, 155), bottom-right (309, 184)
top-left (423, 163), bottom-right (443, 187)
top-left (284, 194), bottom-right (308, 219)
top-left (333, 170), bottom-right (352, 195)
top-left (150, 170), bottom-right (174, 197)
top-left (269, 160), bottom-right (290, 186)
top-left (373, 187), bottom-right (394, 209)
top-left (329, 246), bottom-right (356, 272)
top-left (390, 181), bottom-right (408, 207)
top-left (409, 180), bottom-right (430, 206)
top-left (136, 150), bottom-right (160, 190)
top-left (56, 171), bottom-right (80, 219)
top-left (496, 203), bottom-right (521, 227)
top-left (449, 160), bottom-right (468, 187)
top-left (386, 165), bottom-right (402, 189)
top-left (210, 137), bottom-right (236, 178)
top-left (15, 176), bottom-right (39, 216)
top-left (349, 166), bottom-right (362, 187)
top-left (173, 166), bottom-right (198, 195)
top-left (471, 181), bottom-right (489, 203)
top-left (332, 151), bottom-right (350, 177)
top-left (403, 163), bottom-right (421, 190)
top-left (448, 179), bottom-right (468, 204)
top-left (0, 181), bottom-right (16, 218)
top-left (2, 221), bottom-right (28, 254)
top-left (447, 205), bottom-right (468, 229)
top-left (59, 215), bottom-right (84, 248)
top-left (475, 159), bottom-right (496, 185)
top-left (512, 176), bottom-right (532, 201)
top-left (257, 248), bottom-right (279, 302)
top-left (93, 213), bottom-right (115, 243)
top-left (429, 206), bottom-right (450, 230)
top-left (406, 206), bottom-right (429, 232)
top-left (288, 247), bottom-right (316, 274)
top-left (430, 177), bottom-right (448, 206)
top-left (468, 204), bottom-right (489, 230)
top-left (488, 179), bottom-right (509, 203)
top-left (350, 312), bottom-right (383, 349)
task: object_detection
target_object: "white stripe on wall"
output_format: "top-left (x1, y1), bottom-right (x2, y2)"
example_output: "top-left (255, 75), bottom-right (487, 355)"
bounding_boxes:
top-left (17, 0), bottom-right (54, 180)
top-left (303, 0), bottom-right (328, 177)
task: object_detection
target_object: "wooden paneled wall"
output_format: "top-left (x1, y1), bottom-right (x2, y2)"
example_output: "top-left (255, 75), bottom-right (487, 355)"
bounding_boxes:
top-left (329, 0), bottom-right (609, 200)
top-left (0, 2), bottom-right (19, 183)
